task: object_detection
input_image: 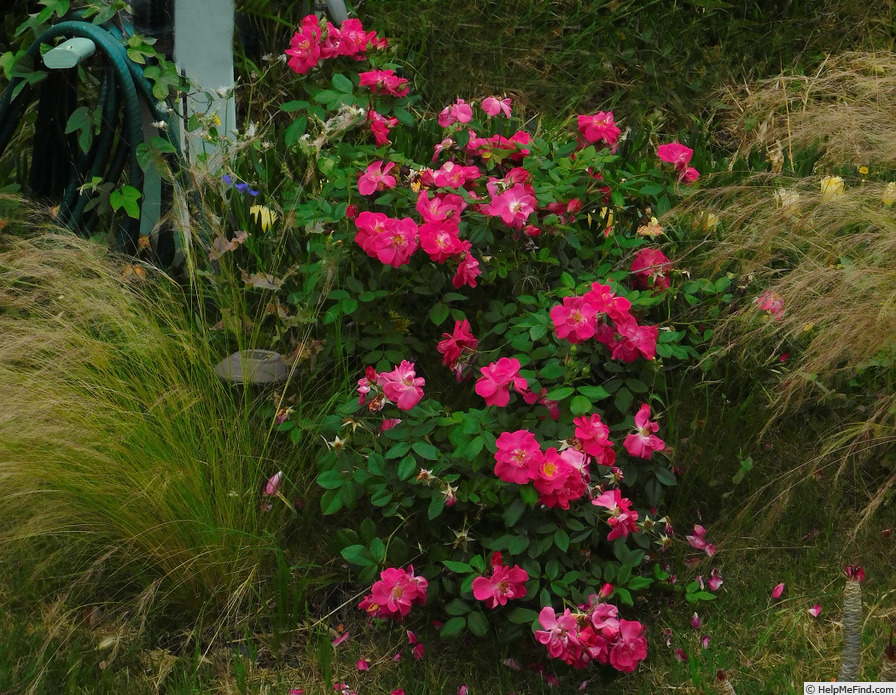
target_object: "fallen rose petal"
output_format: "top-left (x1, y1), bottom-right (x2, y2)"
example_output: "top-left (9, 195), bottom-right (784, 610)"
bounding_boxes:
top-left (331, 631), bottom-right (349, 647)
top-left (458, 686), bottom-right (468, 695)
top-left (545, 674), bottom-right (559, 688)
top-left (357, 659), bottom-right (369, 671)
top-left (809, 604), bottom-right (822, 617)
top-left (690, 612), bottom-right (701, 629)
top-left (772, 582), bottom-right (785, 599)
top-left (674, 648), bottom-right (688, 662)
top-left (503, 658), bottom-right (522, 670)
top-left (412, 643), bottom-right (425, 660)
top-left (392, 651), bottom-right (402, 662)
top-left (701, 635), bottom-right (710, 649)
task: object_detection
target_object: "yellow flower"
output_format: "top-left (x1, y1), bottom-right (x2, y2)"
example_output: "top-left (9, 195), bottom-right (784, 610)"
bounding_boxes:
top-left (858, 165), bottom-right (869, 175)
top-left (820, 175), bottom-right (845, 200)
top-left (703, 212), bottom-right (719, 231)
top-left (250, 205), bottom-right (278, 231)
top-left (883, 182), bottom-right (896, 206)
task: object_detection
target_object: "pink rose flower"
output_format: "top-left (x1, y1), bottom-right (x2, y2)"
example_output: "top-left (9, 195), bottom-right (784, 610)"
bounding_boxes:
top-left (472, 552), bottom-right (529, 608)
top-left (475, 357), bottom-right (526, 407)
top-left (419, 220), bottom-right (463, 263)
top-left (494, 429), bottom-right (543, 484)
top-left (368, 110), bottom-right (399, 146)
top-left (573, 413), bottom-right (616, 465)
top-left (657, 141), bottom-right (694, 167)
top-left (285, 15), bottom-right (322, 75)
top-left (359, 69), bottom-right (410, 97)
top-left (608, 619), bottom-right (647, 673)
top-left (358, 160), bottom-right (397, 196)
top-left (577, 111), bottom-right (621, 148)
top-left (451, 242), bottom-right (481, 289)
top-left (535, 607), bottom-right (580, 660)
top-left (550, 295), bottom-right (598, 344)
top-left (438, 98), bottom-right (474, 127)
top-left (369, 217), bottom-right (419, 267)
top-left (377, 360), bottom-right (425, 410)
top-left (623, 403), bottom-right (665, 459)
top-left (482, 96), bottom-right (512, 117)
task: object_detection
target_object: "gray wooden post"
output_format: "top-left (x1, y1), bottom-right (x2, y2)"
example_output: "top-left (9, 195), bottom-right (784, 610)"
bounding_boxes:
top-left (174, 0), bottom-right (237, 165)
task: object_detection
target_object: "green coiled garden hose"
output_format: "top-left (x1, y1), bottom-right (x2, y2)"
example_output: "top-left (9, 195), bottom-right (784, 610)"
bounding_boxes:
top-left (0, 17), bottom-right (181, 254)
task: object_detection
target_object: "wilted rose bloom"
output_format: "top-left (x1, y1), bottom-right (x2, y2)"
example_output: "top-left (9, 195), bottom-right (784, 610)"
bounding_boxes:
top-left (756, 290), bottom-right (784, 320)
top-left (630, 248), bottom-right (672, 291)
top-left (774, 187), bottom-right (800, 208)
top-left (820, 175), bottom-right (845, 199)
top-left (883, 182), bottom-right (896, 206)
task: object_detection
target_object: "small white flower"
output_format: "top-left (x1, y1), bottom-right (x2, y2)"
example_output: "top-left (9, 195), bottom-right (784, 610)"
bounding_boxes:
top-left (151, 120), bottom-right (168, 131)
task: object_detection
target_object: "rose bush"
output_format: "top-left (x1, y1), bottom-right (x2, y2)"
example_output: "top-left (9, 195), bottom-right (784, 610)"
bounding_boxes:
top-left (203, 13), bottom-right (731, 676)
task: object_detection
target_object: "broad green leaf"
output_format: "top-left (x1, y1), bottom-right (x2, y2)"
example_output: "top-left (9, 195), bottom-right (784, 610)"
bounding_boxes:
top-left (369, 537), bottom-right (385, 563)
top-left (569, 395), bottom-right (592, 416)
top-left (316, 469), bottom-right (344, 490)
top-left (341, 544), bottom-right (374, 567)
top-left (412, 441), bottom-right (439, 460)
top-left (444, 597), bottom-right (472, 615)
top-left (385, 441), bottom-right (411, 459)
top-left (429, 302), bottom-right (450, 325)
top-left (467, 611), bottom-right (489, 637)
top-left (442, 561), bottom-right (473, 574)
top-left (332, 72), bottom-right (354, 93)
top-left (319, 489), bottom-right (343, 515)
top-left (506, 607), bottom-right (540, 624)
top-left (439, 616), bottom-right (466, 639)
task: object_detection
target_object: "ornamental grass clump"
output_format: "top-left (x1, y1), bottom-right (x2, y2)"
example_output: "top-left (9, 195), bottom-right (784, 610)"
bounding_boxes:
top-left (0, 209), bottom-right (315, 632)
top-left (670, 52), bottom-right (896, 536)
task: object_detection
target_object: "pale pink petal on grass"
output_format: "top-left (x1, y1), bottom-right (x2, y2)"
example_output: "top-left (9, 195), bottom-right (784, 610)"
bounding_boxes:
top-left (264, 471), bottom-right (283, 496)
top-left (331, 631), bottom-right (349, 647)
top-left (809, 604), bottom-right (822, 617)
